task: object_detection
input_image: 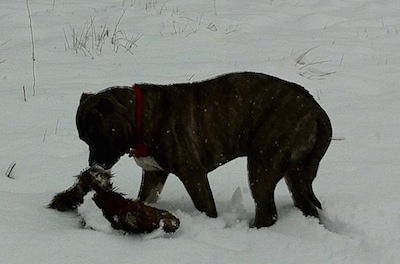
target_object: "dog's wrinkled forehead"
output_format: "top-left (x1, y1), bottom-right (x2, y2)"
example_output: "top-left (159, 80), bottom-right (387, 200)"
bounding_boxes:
top-left (79, 87), bottom-right (121, 109)
top-left (79, 86), bottom-right (132, 103)
top-left (97, 86), bottom-right (132, 94)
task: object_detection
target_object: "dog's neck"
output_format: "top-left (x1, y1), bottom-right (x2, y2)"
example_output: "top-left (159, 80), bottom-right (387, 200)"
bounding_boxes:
top-left (129, 84), bottom-right (149, 158)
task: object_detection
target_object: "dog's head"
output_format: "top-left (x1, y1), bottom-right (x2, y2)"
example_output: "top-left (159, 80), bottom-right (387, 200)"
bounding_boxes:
top-left (76, 89), bottom-right (134, 169)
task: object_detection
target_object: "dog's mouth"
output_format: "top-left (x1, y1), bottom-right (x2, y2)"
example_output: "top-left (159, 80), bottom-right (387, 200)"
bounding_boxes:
top-left (88, 145), bottom-right (124, 169)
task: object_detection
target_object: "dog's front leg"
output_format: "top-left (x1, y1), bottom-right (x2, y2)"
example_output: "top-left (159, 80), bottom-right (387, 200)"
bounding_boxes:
top-left (181, 173), bottom-right (217, 218)
top-left (138, 170), bottom-right (169, 203)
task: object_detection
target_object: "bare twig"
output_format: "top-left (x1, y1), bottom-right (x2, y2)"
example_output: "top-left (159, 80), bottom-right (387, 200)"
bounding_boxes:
top-left (159, 1), bottom-right (167, 14)
top-left (298, 69), bottom-right (336, 80)
top-left (225, 24), bottom-right (240, 34)
top-left (295, 46), bottom-right (318, 66)
top-left (65, 14), bottom-right (140, 58)
top-left (111, 9), bottom-right (126, 45)
top-left (0, 40), bottom-right (10, 47)
top-left (26, 0), bottom-right (36, 96)
top-left (332, 137), bottom-right (345, 141)
top-left (207, 22), bottom-right (217, 32)
top-left (22, 85), bottom-right (27, 101)
top-left (0, 40), bottom-right (9, 65)
top-left (63, 28), bottom-right (70, 50)
top-left (43, 128), bottom-right (47, 143)
top-left (298, 59), bottom-right (332, 70)
top-left (5, 162), bottom-right (16, 179)
top-left (340, 53), bottom-right (344, 66)
top-left (295, 46), bottom-right (337, 80)
top-left (55, 117), bottom-right (60, 134)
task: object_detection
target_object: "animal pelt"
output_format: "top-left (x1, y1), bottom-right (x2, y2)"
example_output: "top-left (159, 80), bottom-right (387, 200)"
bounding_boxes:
top-left (50, 166), bottom-right (180, 234)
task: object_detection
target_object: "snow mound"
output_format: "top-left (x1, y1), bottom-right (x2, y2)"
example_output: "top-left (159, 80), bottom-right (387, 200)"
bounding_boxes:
top-left (77, 191), bottom-right (113, 234)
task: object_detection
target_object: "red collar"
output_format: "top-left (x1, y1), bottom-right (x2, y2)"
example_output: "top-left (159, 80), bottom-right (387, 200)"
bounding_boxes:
top-left (129, 84), bottom-right (149, 157)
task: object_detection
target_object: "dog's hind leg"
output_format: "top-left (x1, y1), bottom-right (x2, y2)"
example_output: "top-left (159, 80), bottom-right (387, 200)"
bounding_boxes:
top-left (248, 155), bottom-right (283, 228)
top-left (285, 118), bottom-right (331, 219)
top-left (138, 170), bottom-right (169, 203)
top-left (285, 154), bottom-right (323, 219)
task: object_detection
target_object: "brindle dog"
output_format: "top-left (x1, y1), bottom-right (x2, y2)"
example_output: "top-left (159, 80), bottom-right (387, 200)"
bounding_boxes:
top-left (49, 72), bottom-right (332, 228)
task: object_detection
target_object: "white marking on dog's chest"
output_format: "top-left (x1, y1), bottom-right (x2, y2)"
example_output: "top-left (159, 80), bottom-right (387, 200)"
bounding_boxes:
top-left (134, 156), bottom-right (164, 171)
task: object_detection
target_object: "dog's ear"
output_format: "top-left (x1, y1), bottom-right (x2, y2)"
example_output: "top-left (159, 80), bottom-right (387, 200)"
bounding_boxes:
top-left (97, 97), bottom-right (114, 114)
top-left (80, 93), bottom-right (93, 103)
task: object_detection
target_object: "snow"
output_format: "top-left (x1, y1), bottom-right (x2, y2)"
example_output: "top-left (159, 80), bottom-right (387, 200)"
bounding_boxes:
top-left (1, 0), bottom-right (400, 263)
top-left (78, 191), bottom-right (114, 234)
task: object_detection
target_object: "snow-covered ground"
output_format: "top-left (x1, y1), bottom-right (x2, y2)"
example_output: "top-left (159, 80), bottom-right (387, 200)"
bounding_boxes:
top-left (1, 0), bottom-right (400, 263)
